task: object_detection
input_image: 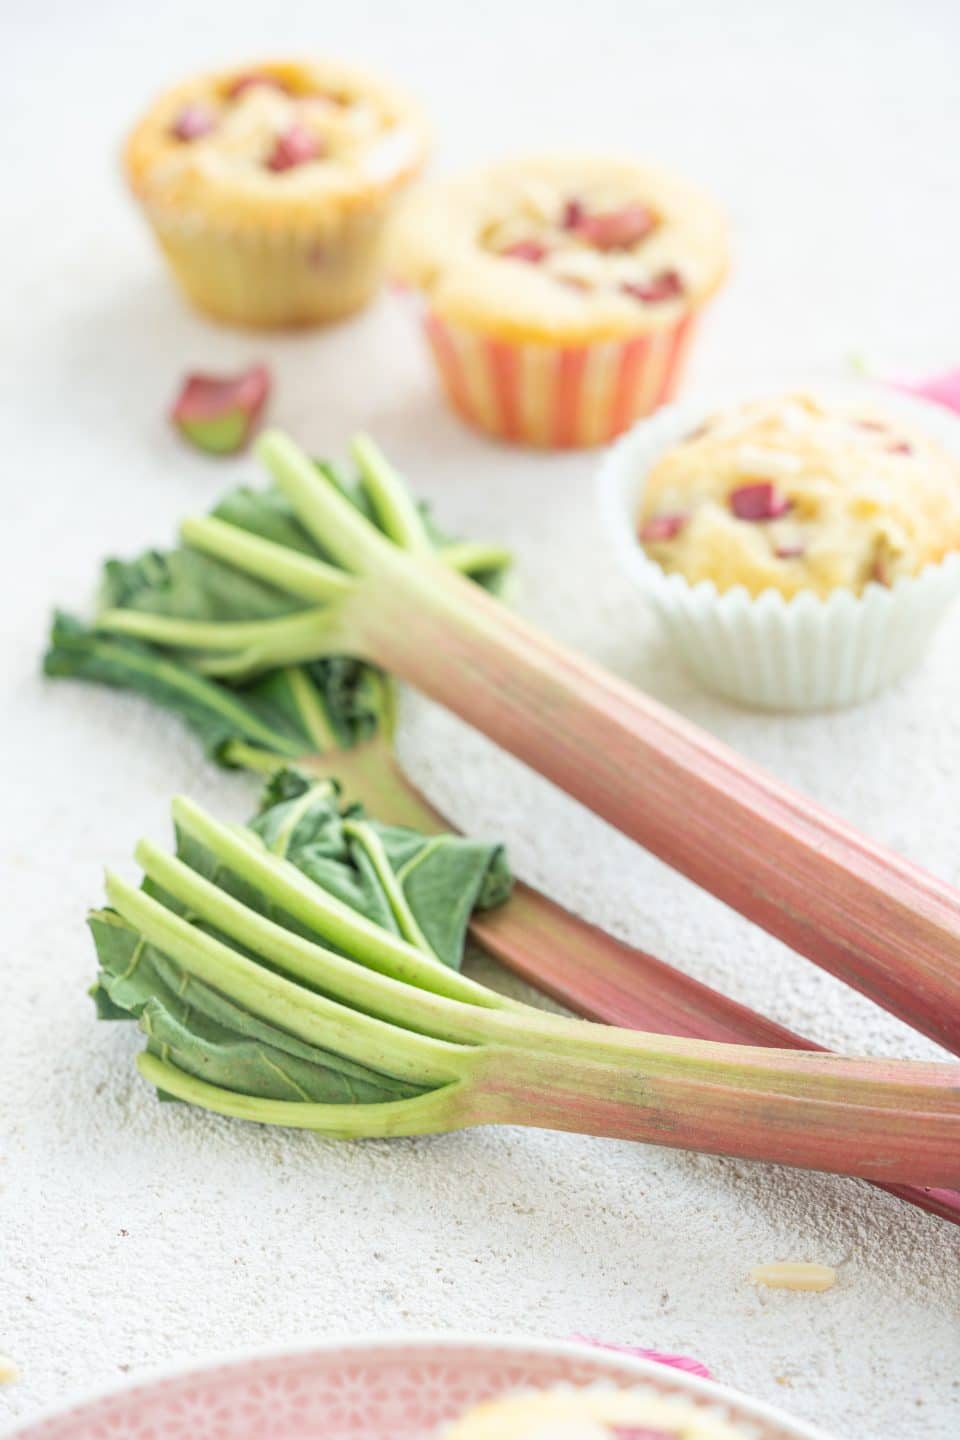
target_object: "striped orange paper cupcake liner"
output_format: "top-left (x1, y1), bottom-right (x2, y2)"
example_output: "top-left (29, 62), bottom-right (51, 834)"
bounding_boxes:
top-left (423, 311), bottom-right (698, 448)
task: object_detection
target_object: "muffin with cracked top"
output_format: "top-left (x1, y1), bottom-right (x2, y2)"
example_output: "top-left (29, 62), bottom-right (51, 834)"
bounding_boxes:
top-left (124, 58), bottom-right (428, 327)
top-left (637, 392), bottom-right (960, 598)
top-left (391, 154), bottom-right (728, 447)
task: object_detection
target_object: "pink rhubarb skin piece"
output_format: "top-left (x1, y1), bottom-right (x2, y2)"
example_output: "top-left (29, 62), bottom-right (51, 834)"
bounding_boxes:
top-left (639, 512), bottom-right (688, 543)
top-left (608, 1429), bottom-right (676, 1440)
top-left (729, 481), bottom-right (791, 521)
top-left (565, 203), bottom-right (657, 250)
top-left (621, 271), bottom-right (685, 304)
top-left (170, 104), bottom-right (215, 141)
top-left (561, 197), bottom-right (586, 230)
top-left (267, 125), bottom-right (323, 172)
top-left (501, 240), bottom-right (551, 263)
top-left (170, 364), bottom-right (271, 455)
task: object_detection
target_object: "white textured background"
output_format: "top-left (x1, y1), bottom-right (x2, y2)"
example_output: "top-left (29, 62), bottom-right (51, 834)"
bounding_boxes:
top-left (3, 1), bottom-right (960, 1437)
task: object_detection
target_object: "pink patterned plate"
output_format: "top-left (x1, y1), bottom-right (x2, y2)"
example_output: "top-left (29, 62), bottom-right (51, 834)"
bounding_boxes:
top-left (3, 1335), bottom-right (833, 1440)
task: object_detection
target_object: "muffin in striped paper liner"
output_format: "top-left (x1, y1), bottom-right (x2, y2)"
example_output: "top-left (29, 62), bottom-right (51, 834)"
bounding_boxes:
top-left (124, 59), bottom-right (427, 328)
top-left (392, 155), bottom-right (727, 448)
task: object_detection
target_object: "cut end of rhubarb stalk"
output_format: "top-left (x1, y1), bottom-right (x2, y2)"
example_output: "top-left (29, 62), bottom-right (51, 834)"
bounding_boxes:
top-left (170, 364), bottom-right (271, 456)
top-left (267, 125), bottom-right (323, 172)
top-left (729, 481), bottom-right (791, 521)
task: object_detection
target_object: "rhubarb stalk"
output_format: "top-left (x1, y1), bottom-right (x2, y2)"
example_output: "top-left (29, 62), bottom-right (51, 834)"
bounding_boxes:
top-left (45, 627), bottom-right (960, 1218)
top-left (298, 739), bottom-right (960, 1225)
top-left (93, 783), bottom-right (960, 1186)
top-left (94, 429), bottom-right (960, 1054)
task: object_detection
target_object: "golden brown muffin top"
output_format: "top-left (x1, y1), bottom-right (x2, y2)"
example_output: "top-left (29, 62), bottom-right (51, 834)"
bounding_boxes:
top-left (637, 393), bottom-right (960, 599)
top-left (391, 155), bottom-right (728, 343)
top-left (124, 59), bottom-right (427, 230)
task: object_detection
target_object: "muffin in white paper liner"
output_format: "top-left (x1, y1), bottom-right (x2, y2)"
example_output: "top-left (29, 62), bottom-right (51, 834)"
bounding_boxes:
top-left (599, 380), bottom-right (960, 711)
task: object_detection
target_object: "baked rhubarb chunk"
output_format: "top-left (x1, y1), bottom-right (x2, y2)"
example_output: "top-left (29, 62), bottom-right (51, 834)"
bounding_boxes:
top-left (390, 155), bottom-right (727, 447)
top-left (443, 1388), bottom-right (747, 1440)
top-left (637, 393), bottom-right (960, 598)
top-left (124, 59), bottom-right (427, 327)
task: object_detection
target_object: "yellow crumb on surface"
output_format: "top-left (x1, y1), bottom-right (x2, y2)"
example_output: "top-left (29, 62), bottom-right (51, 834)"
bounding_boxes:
top-left (750, 1262), bottom-right (838, 1292)
top-left (0, 1355), bottom-right (18, 1384)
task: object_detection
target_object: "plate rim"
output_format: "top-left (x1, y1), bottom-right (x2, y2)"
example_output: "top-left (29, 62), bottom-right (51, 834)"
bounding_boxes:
top-left (1, 1331), bottom-right (834, 1440)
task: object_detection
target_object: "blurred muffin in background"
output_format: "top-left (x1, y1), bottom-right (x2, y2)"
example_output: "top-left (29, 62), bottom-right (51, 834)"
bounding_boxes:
top-left (124, 59), bottom-right (428, 328)
top-left (391, 154), bottom-right (728, 448)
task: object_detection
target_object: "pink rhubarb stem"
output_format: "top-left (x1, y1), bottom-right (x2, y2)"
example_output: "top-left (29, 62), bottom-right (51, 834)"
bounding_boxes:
top-left (463, 1024), bottom-right (960, 1186)
top-left (345, 555), bottom-right (960, 1058)
top-left (308, 741), bottom-right (960, 1225)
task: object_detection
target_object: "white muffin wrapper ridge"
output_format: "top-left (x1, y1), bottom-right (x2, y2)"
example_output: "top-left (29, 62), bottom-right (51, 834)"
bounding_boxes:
top-left (598, 378), bottom-right (960, 711)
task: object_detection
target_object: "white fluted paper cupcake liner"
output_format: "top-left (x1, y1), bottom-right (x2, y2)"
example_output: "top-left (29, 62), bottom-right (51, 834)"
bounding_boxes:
top-left (598, 379), bottom-right (960, 711)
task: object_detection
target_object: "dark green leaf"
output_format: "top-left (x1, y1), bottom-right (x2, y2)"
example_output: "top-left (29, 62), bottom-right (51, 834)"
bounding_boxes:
top-left (46, 455), bottom-right (509, 767)
top-left (248, 772), bottom-right (512, 969)
top-left (88, 910), bottom-right (423, 1104)
top-left (44, 615), bottom-right (387, 766)
top-left (100, 545), bottom-right (306, 624)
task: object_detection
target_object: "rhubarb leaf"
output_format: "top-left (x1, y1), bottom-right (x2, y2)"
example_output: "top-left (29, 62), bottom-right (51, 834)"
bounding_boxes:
top-left (252, 771), bottom-right (512, 964)
top-left (99, 540), bottom-right (308, 625)
top-left (89, 910), bottom-right (423, 1103)
top-left (89, 784), bottom-right (960, 1186)
top-left (97, 476), bottom-right (507, 631)
top-left (46, 464), bottom-right (508, 756)
top-left (160, 772), bottom-right (510, 970)
top-left (89, 776), bottom-right (511, 1109)
top-left (44, 615), bottom-right (384, 765)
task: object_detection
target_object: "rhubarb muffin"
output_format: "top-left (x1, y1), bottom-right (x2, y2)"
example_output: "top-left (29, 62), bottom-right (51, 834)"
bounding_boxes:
top-left (124, 59), bottom-right (428, 327)
top-left (444, 1387), bottom-right (747, 1439)
top-left (391, 154), bottom-right (728, 447)
top-left (604, 384), bottom-right (960, 709)
top-left (637, 393), bottom-right (960, 599)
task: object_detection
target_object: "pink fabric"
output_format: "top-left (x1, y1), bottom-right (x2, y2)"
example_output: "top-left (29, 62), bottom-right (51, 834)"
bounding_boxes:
top-left (569, 1335), bottom-right (712, 1381)
top-left (890, 367), bottom-right (960, 414)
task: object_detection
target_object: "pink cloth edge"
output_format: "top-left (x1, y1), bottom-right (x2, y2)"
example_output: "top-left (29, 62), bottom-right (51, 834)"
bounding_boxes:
top-left (569, 1335), bottom-right (712, 1381)
top-left (889, 367), bottom-right (960, 413)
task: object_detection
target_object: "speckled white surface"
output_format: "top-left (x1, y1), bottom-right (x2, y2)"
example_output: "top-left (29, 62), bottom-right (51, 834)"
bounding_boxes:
top-left (3, 2), bottom-right (960, 1438)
